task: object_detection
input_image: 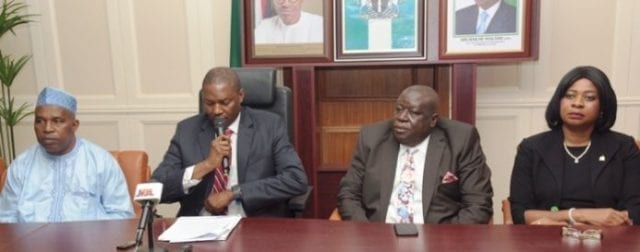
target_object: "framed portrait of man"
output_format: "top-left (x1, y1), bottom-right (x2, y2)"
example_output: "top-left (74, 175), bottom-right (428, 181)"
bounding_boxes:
top-left (439, 0), bottom-right (535, 60)
top-left (244, 0), bottom-right (332, 64)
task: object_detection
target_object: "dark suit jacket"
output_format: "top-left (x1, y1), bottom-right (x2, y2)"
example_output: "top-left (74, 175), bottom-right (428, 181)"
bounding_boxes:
top-left (337, 119), bottom-right (493, 224)
top-left (151, 107), bottom-right (308, 217)
top-left (455, 1), bottom-right (517, 35)
top-left (509, 130), bottom-right (640, 225)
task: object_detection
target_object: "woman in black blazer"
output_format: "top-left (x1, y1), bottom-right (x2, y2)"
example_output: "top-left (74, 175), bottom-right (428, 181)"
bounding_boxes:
top-left (509, 66), bottom-right (640, 226)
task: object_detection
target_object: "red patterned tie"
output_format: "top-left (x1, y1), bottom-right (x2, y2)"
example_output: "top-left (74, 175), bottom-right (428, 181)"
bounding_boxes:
top-left (212, 129), bottom-right (233, 193)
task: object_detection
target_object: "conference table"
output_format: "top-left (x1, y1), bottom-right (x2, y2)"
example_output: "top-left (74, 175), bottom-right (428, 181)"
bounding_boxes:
top-left (1, 218), bottom-right (640, 251)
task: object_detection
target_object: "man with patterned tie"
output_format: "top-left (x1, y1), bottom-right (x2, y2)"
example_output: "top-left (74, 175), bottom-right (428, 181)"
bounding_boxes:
top-left (338, 85), bottom-right (493, 224)
top-left (454, 0), bottom-right (517, 35)
top-left (152, 67), bottom-right (308, 217)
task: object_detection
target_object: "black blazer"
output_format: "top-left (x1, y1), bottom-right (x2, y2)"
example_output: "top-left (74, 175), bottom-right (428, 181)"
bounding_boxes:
top-left (509, 130), bottom-right (640, 224)
top-left (151, 107), bottom-right (308, 217)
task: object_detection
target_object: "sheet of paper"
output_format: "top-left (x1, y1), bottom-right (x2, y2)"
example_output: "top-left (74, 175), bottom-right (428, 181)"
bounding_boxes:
top-left (158, 216), bottom-right (242, 243)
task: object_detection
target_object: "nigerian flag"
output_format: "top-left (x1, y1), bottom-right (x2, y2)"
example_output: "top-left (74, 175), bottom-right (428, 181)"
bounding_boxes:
top-left (344, 0), bottom-right (416, 53)
top-left (229, 0), bottom-right (241, 67)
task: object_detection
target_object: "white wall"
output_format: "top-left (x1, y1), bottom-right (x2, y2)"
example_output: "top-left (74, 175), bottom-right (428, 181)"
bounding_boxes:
top-left (2, 0), bottom-right (639, 220)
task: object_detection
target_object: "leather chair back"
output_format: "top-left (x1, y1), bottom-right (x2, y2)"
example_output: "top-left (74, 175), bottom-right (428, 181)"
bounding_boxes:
top-left (110, 150), bottom-right (151, 217)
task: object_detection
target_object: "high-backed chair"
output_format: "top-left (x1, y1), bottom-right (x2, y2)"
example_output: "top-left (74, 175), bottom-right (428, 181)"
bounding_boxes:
top-left (237, 68), bottom-right (294, 142)
top-left (110, 150), bottom-right (151, 217)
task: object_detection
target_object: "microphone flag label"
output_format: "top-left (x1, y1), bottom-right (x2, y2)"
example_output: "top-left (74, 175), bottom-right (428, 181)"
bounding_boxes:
top-left (135, 188), bottom-right (154, 198)
top-left (133, 182), bottom-right (163, 203)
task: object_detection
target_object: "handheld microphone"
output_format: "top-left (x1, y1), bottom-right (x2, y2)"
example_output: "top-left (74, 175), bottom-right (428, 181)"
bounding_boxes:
top-left (133, 180), bottom-right (163, 248)
top-left (213, 117), bottom-right (230, 174)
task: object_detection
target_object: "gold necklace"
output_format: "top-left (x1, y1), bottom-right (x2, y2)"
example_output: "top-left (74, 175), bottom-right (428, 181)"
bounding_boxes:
top-left (563, 141), bottom-right (591, 164)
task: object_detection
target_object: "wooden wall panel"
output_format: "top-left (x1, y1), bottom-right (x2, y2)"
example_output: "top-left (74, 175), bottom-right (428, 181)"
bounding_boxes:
top-left (287, 67), bottom-right (317, 218)
top-left (316, 172), bottom-right (346, 219)
top-left (435, 66), bottom-right (450, 117)
top-left (318, 102), bottom-right (393, 170)
top-left (319, 101), bottom-right (394, 126)
top-left (319, 129), bottom-right (359, 169)
top-left (318, 66), bottom-right (438, 99)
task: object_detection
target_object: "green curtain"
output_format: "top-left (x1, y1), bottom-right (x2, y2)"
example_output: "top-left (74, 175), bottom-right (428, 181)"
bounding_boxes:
top-left (229, 0), bottom-right (242, 67)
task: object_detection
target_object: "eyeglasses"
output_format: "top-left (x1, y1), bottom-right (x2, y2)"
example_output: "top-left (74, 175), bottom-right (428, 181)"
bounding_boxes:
top-left (562, 226), bottom-right (602, 240)
top-left (274, 0), bottom-right (300, 4)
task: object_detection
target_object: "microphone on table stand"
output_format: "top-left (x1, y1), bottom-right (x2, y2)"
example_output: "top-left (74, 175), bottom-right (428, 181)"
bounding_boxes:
top-left (117, 180), bottom-right (167, 252)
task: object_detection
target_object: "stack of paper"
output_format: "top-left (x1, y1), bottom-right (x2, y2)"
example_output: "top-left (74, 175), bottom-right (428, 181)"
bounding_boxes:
top-left (158, 216), bottom-right (242, 243)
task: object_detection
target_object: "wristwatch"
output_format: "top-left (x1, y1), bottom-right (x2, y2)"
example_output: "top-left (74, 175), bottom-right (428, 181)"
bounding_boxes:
top-left (231, 185), bottom-right (242, 200)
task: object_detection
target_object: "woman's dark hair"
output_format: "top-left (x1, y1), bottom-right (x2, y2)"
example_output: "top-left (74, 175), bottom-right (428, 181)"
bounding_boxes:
top-left (545, 66), bottom-right (617, 132)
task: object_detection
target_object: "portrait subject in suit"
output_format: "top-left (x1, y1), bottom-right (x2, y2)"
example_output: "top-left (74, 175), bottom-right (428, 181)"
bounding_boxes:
top-left (337, 85), bottom-right (493, 224)
top-left (151, 67), bottom-right (308, 217)
top-left (455, 0), bottom-right (517, 35)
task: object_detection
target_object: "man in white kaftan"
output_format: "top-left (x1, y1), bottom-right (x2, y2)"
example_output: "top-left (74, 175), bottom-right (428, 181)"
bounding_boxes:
top-left (0, 87), bottom-right (133, 223)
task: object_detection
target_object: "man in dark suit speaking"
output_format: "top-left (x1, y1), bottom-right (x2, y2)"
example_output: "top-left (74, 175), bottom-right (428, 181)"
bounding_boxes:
top-left (338, 85), bottom-right (493, 224)
top-left (152, 67), bottom-right (308, 217)
top-left (455, 0), bottom-right (517, 35)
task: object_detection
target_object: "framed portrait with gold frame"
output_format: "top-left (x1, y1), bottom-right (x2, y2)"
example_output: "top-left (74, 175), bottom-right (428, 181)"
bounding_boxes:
top-left (244, 0), bottom-right (332, 65)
